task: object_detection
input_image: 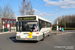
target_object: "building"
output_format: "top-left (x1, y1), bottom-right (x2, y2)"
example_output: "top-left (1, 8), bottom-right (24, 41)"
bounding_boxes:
top-left (0, 18), bottom-right (16, 32)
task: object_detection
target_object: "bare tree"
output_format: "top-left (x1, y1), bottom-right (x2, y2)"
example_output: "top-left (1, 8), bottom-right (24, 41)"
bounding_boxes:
top-left (19, 0), bottom-right (34, 15)
top-left (54, 15), bottom-right (75, 28)
top-left (2, 5), bottom-right (15, 19)
top-left (19, 0), bottom-right (26, 15)
top-left (29, 5), bottom-right (34, 15)
top-left (26, 1), bottom-right (34, 15)
top-left (54, 17), bottom-right (62, 25)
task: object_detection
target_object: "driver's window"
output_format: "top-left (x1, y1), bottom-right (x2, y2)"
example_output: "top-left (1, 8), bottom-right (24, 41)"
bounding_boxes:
top-left (16, 22), bottom-right (19, 31)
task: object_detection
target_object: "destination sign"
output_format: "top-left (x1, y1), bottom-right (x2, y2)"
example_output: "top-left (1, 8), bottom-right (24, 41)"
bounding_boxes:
top-left (18, 16), bottom-right (36, 20)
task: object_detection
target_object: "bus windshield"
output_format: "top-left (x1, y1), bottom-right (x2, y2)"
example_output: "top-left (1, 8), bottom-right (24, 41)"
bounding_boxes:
top-left (16, 21), bottom-right (38, 32)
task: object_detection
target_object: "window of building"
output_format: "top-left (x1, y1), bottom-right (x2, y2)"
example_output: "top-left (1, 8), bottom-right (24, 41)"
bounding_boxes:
top-left (5, 20), bottom-right (8, 23)
top-left (8, 20), bottom-right (9, 23)
top-left (14, 21), bottom-right (16, 24)
top-left (10, 20), bottom-right (12, 24)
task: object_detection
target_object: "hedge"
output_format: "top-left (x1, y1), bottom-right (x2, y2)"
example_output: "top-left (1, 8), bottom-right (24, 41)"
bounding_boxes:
top-left (52, 28), bottom-right (75, 30)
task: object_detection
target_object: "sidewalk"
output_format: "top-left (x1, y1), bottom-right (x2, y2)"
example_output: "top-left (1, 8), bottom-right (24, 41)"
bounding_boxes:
top-left (51, 30), bottom-right (75, 35)
top-left (0, 31), bottom-right (16, 34)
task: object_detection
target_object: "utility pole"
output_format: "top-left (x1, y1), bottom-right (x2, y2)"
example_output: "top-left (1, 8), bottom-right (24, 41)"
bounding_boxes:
top-left (3, 21), bottom-right (5, 32)
top-left (57, 21), bottom-right (58, 35)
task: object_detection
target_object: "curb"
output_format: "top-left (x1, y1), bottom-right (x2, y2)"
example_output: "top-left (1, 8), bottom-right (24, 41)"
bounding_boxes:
top-left (57, 32), bottom-right (75, 35)
top-left (0, 31), bottom-right (16, 34)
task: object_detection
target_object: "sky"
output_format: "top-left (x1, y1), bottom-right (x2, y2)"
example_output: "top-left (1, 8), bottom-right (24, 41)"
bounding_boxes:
top-left (0, 0), bottom-right (75, 24)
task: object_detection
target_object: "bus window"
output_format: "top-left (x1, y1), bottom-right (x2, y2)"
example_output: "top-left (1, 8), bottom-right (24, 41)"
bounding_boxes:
top-left (16, 21), bottom-right (38, 32)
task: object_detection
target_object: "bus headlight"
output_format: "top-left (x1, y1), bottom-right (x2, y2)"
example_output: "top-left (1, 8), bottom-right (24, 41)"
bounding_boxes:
top-left (16, 36), bottom-right (20, 38)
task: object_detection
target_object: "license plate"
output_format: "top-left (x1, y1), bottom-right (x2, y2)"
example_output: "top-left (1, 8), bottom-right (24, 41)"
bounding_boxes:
top-left (25, 39), bottom-right (28, 40)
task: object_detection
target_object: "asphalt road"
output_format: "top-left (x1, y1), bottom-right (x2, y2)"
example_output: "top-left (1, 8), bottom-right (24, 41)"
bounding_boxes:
top-left (0, 31), bottom-right (75, 50)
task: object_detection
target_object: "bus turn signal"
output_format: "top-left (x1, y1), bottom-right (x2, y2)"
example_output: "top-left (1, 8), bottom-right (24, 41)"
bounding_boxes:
top-left (36, 33), bottom-right (39, 34)
top-left (16, 33), bottom-right (17, 34)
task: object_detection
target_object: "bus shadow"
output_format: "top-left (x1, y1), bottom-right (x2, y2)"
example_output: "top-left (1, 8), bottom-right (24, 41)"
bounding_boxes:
top-left (9, 36), bottom-right (38, 43)
top-left (51, 33), bottom-right (57, 35)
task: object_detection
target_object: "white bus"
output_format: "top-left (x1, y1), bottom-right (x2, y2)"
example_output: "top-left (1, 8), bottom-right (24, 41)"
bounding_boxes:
top-left (16, 15), bottom-right (52, 41)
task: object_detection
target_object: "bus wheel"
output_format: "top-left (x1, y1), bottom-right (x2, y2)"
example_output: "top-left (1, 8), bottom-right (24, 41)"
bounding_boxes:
top-left (48, 33), bottom-right (50, 36)
top-left (41, 33), bottom-right (44, 41)
top-left (48, 31), bottom-right (50, 36)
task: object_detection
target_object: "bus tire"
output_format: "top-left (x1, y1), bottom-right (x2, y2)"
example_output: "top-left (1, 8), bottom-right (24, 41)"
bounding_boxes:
top-left (48, 31), bottom-right (50, 36)
top-left (48, 33), bottom-right (50, 36)
top-left (41, 33), bottom-right (44, 41)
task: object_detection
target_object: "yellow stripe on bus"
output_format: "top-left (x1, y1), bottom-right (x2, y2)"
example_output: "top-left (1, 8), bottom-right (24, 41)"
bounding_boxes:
top-left (29, 32), bottom-right (33, 38)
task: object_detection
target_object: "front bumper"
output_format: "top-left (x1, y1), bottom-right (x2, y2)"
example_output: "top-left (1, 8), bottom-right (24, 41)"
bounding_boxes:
top-left (16, 36), bottom-right (39, 41)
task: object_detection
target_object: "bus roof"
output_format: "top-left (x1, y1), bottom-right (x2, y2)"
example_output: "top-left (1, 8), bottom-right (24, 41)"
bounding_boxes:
top-left (17, 15), bottom-right (51, 23)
